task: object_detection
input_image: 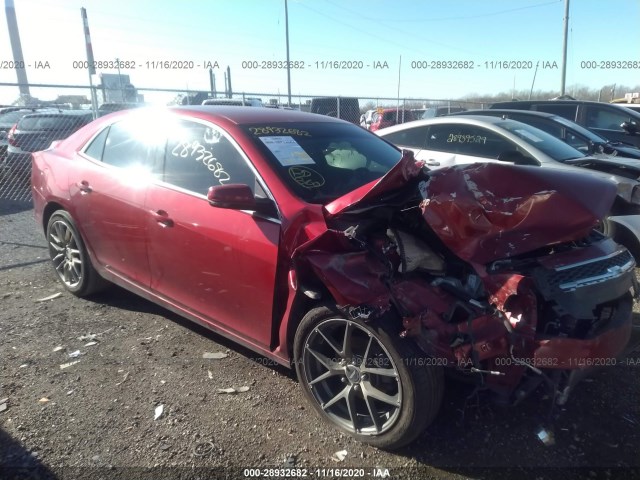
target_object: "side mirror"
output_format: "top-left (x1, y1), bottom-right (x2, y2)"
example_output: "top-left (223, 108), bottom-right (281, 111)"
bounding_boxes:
top-left (207, 184), bottom-right (256, 210)
top-left (621, 121), bottom-right (638, 135)
top-left (584, 140), bottom-right (605, 155)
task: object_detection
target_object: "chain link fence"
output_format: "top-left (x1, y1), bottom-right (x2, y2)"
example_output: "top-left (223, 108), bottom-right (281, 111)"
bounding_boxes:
top-left (0, 82), bottom-right (486, 202)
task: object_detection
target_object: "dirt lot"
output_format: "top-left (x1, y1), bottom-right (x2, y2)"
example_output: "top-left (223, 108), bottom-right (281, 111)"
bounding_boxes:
top-left (1, 197), bottom-right (639, 480)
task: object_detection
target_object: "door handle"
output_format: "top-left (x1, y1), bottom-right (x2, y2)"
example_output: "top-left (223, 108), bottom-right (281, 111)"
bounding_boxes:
top-left (78, 181), bottom-right (92, 194)
top-left (425, 159), bottom-right (441, 166)
top-left (151, 209), bottom-right (174, 228)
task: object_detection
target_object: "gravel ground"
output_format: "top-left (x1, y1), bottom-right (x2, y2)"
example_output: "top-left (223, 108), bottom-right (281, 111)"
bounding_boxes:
top-left (1, 197), bottom-right (640, 480)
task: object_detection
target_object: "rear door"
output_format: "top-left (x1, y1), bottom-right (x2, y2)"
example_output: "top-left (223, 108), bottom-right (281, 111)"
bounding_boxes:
top-left (144, 118), bottom-right (281, 348)
top-left (71, 119), bottom-right (161, 285)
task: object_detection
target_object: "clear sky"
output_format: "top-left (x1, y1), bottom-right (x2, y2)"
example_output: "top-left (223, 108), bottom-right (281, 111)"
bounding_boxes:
top-left (1, 0), bottom-right (639, 105)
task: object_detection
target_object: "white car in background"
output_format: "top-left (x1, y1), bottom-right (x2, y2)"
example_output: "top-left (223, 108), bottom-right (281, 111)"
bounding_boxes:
top-left (376, 115), bottom-right (640, 260)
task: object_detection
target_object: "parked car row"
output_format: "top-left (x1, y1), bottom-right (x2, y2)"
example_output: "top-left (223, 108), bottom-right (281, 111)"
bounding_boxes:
top-left (29, 104), bottom-right (637, 449)
top-left (489, 99), bottom-right (640, 148)
top-left (451, 109), bottom-right (640, 158)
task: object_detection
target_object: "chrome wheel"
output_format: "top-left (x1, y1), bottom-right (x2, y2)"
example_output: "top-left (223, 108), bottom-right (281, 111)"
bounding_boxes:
top-left (48, 219), bottom-right (83, 289)
top-left (302, 318), bottom-right (402, 435)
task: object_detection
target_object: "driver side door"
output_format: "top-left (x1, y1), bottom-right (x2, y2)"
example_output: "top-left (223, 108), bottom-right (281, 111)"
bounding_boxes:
top-left (145, 119), bottom-right (281, 348)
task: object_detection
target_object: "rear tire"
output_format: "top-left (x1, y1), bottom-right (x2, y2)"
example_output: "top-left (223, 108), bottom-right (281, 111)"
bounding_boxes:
top-left (46, 210), bottom-right (108, 297)
top-left (294, 305), bottom-right (443, 449)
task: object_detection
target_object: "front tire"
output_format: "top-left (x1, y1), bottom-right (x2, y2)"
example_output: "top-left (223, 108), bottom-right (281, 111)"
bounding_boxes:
top-left (46, 210), bottom-right (108, 297)
top-left (294, 305), bottom-right (443, 449)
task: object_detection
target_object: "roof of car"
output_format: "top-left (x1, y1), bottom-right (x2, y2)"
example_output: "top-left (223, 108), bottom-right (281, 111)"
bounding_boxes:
top-left (388, 115), bottom-right (505, 126)
top-left (454, 109), bottom-right (558, 119)
top-left (21, 110), bottom-right (93, 118)
top-left (375, 115), bottom-right (518, 135)
top-left (170, 106), bottom-right (341, 125)
top-left (491, 100), bottom-right (640, 118)
top-left (493, 99), bottom-right (640, 108)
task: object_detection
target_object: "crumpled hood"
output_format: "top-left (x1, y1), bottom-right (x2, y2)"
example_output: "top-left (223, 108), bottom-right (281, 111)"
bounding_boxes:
top-left (421, 163), bottom-right (617, 263)
top-left (325, 154), bottom-right (617, 265)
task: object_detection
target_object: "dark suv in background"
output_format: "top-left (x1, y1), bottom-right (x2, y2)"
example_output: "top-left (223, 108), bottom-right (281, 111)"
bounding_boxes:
top-left (309, 97), bottom-right (360, 124)
top-left (490, 100), bottom-right (640, 148)
top-left (0, 107), bottom-right (55, 162)
top-left (3, 111), bottom-right (93, 180)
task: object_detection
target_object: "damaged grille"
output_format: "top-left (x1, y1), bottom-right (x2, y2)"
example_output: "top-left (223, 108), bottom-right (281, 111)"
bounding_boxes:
top-left (544, 249), bottom-right (634, 292)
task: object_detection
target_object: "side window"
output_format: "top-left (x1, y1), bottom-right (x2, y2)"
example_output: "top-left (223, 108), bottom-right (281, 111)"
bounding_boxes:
top-left (83, 127), bottom-right (110, 161)
top-left (513, 117), bottom-right (562, 138)
top-left (585, 106), bottom-right (629, 132)
top-left (425, 124), bottom-right (461, 153)
top-left (564, 131), bottom-right (590, 151)
top-left (534, 104), bottom-right (578, 120)
top-left (164, 120), bottom-right (256, 195)
top-left (426, 124), bottom-right (517, 159)
top-left (101, 121), bottom-right (161, 170)
top-left (381, 126), bottom-right (428, 149)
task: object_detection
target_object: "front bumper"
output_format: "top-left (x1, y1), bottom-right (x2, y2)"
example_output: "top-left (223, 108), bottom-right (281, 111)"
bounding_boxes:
top-left (532, 292), bottom-right (633, 369)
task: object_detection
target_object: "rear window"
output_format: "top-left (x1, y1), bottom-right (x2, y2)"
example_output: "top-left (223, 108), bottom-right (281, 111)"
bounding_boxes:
top-left (19, 115), bottom-right (90, 131)
top-left (0, 110), bottom-right (33, 125)
top-left (497, 119), bottom-right (584, 161)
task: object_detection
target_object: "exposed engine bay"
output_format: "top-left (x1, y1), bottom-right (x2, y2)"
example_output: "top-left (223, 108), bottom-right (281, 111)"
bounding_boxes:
top-left (295, 158), bottom-right (636, 406)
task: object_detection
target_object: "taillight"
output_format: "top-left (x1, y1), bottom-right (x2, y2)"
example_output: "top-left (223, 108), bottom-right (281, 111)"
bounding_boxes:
top-left (7, 124), bottom-right (17, 146)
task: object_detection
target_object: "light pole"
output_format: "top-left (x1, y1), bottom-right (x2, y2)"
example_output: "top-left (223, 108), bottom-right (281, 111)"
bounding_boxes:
top-left (560, 0), bottom-right (570, 96)
top-left (116, 57), bottom-right (125, 102)
top-left (285, 0), bottom-right (292, 107)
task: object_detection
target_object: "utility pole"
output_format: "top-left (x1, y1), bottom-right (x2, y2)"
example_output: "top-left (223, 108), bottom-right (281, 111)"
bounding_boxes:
top-left (560, 0), bottom-right (570, 95)
top-left (285, 0), bottom-right (292, 107)
top-left (396, 55), bottom-right (401, 120)
top-left (529, 62), bottom-right (539, 100)
top-left (209, 68), bottom-right (216, 98)
top-left (116, 57), bottom-right (124, 102)
top-left (81, 7), bottom-right (98, 117)
top-left (5, 0), bottom-right (30, 97)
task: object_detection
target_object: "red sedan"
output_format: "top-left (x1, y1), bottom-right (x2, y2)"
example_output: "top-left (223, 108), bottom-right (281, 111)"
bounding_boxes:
top-left (32, 107), bottom-right (634, 449)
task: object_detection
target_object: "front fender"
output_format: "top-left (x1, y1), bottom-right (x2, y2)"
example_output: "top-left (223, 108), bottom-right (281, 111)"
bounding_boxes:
top-left (607, 215), bottom-right (640, 262)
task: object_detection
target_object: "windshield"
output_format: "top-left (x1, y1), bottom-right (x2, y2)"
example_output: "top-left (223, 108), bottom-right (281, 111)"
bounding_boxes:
top-left (497, 119), bottom-right (584, 161)
top-left (243, 121), bottom-right (402, 202)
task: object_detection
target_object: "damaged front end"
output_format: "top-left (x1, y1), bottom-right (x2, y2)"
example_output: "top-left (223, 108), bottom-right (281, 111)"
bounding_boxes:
top-left (295, 156), bottom-right (635, 407)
